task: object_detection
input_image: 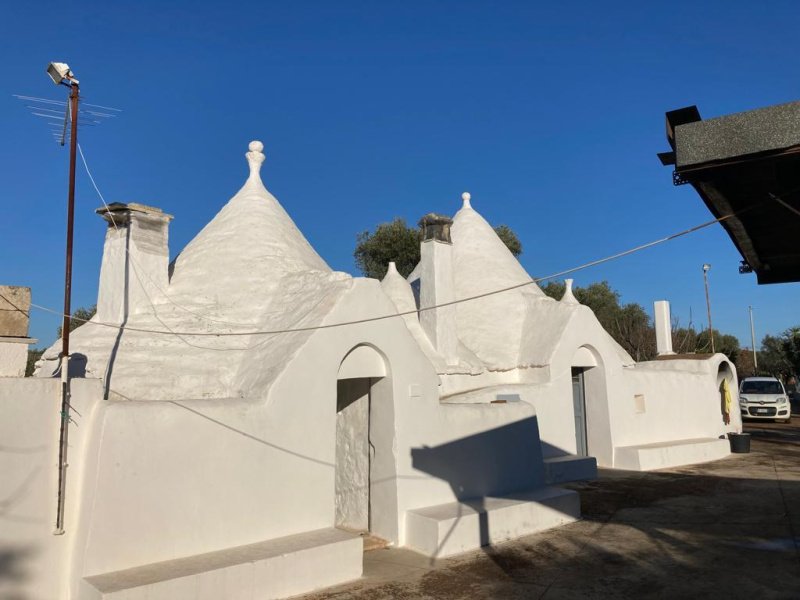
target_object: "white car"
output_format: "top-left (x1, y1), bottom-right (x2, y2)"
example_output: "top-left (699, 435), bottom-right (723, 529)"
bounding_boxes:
top-left (739, 377), bottom-right (792, 423)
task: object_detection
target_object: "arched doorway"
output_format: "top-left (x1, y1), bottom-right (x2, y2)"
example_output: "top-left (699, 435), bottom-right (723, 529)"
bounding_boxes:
top-left (716, 362), bottom-right (734, 425)
top-left (335, 345), bottom-right (391, 539)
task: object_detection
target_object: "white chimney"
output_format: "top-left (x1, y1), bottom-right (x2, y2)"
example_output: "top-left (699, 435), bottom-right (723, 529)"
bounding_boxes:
top-left (95, 203), bottom-right (173, 323)
top-left (654, 300), bottom-right (674, 356)
top-left (418, 212), bottom-right (459, 366)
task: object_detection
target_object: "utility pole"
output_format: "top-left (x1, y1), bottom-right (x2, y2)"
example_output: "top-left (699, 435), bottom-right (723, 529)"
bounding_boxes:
top-left (749, 305), bottom-right (758, 375)
top-left (47, 62), bottom-right (79, 535)
top-left (702, 264), bottom-right (715, 354)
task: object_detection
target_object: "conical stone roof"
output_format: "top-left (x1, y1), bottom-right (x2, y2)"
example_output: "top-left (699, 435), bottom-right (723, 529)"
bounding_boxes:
top-left (450, 192), bottom-right (543, 369)
top-left (168, 141), bottom-right (330, 316)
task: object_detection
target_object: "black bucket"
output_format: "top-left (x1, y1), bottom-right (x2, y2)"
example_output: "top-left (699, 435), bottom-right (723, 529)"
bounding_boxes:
top-left (728, 432), bottom-right (751, 453)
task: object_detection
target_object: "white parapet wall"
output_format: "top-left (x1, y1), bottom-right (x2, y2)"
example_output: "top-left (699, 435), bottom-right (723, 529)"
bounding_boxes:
top-left (0, 336), bottom-right (36, 377)
top-left (0, 377), bottom-right (104, 600)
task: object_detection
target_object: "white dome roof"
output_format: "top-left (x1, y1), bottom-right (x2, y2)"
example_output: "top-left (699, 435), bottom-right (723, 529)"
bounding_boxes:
top-left (168, 141), bottom-right (329, 310)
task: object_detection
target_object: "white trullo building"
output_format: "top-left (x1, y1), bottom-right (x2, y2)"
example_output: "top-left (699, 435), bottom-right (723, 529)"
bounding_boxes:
top-left (2, 141), bottom-right (740, 600)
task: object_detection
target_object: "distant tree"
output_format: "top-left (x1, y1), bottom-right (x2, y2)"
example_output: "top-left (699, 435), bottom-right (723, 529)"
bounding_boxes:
top-left (696, 329), bottom-right (740, 363)
top-left (672, 326), bottom-right (698, 355)
top-left (492, 225), bottom-right (522, 258)
top-left (735, 347), bottom-right (756, 379)
top-left (542, 280), bottom-right (744, 364)
top-left (757, 334), bottom-right (793, 378)
top-left (781, 326), bottom-right (800, 377)
top-left (25, 348), bottom-right (44, 377)
top-left (354, 219), bottom-right (523, 280)
top-left (541, 280), bottom-right (655, 361)
top-left (354, 219), bottom-right (420, 280)
top-left (56, 305), bottom-right (97, 338)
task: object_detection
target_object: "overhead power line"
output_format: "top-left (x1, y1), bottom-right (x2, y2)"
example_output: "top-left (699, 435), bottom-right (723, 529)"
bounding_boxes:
top-left (4, 208), bottom-right (742, 339)
top-left (11, 141), bottom-right (793, 341)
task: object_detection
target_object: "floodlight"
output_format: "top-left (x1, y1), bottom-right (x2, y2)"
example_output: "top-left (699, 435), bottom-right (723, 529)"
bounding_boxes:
top-left (47, 62), bottom-right (78, 85)
top-left (702, 263), bottom-right (711, 272)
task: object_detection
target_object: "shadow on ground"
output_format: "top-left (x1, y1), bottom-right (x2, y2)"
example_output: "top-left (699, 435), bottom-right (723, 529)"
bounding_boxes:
top-left (303, 418), bottom-right (800, 600)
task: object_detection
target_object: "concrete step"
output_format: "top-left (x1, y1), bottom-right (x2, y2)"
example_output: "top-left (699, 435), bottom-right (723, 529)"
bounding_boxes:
top-left (543, 455), bottom-right (597, 484)
top-left (361, 533), bottom-right (390, 552)
top-left (404, 486), bottom-right (580, 559)
top-left (80, 527), bottom-right (363, 600)
top-left (614, 437), bottom-right (730, 471)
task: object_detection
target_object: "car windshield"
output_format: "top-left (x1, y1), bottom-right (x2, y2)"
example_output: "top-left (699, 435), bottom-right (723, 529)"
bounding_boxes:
top-left (741, 380), bottom-right (783, 394)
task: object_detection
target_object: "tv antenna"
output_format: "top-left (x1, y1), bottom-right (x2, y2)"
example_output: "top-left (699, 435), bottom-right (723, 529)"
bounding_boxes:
top-left (13, 93), bottom-right (121, 146)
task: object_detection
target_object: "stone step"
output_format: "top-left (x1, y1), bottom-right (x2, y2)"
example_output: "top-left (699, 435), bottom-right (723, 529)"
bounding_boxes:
top-left (614, 437), bottom-right (730, 471)
top-left (404, 486), bottom-right (580, 559)
top-left (361, 533), bottom-right (391, 552)
top-left (81, 527), bottom-right (362, 600)
top-left (543, 455), bottom-right (597, 484)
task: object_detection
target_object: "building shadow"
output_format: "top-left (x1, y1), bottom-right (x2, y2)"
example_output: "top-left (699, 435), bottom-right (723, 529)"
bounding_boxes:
top-left (411, 416), bottom-right (574, 570)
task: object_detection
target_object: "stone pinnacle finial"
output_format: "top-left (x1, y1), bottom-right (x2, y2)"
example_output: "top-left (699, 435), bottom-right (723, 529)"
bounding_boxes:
top-left (246, 140), bottom-right (265, 177)
top-left (461, 192), bottom-right (471, 209)
top-left (561, 278), bottom-right (580, 305)
top-left (384, 261), bottom-right (399, 280)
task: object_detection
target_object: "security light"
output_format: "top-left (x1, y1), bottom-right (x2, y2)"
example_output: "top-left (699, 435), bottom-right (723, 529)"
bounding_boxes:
top-left (47, 62), bottom-right (78, 86)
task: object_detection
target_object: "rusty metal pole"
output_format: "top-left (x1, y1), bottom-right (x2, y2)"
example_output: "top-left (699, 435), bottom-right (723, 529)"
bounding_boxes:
top-left (55, 80), bottom-right (79, 535)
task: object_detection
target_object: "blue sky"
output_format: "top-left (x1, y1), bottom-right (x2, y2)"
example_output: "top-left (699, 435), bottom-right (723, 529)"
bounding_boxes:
top-left (2, 1), bottom-right (799, 349)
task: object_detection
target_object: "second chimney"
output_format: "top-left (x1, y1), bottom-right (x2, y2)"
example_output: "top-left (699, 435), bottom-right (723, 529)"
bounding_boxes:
top-left (418, 213), bottom-right (459, 366)
top-left (95, 203), bottom-right (173, 323)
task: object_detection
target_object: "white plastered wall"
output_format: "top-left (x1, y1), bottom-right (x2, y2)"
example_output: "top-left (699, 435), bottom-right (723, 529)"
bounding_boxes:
top-left (436, 301), bottom-right (741, 470)
top-left (608, 356), bottom-right (742, 450)
top-left (64, 277), bottom-right (548, 586)
top-left (542, 314), bottom-right (741, 467)
top-left (0, 378), bottom-right (103, 600)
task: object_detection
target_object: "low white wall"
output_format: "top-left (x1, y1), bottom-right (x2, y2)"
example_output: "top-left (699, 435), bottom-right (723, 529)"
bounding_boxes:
top-left (0, 377), bottom-right (103, 600)
top-left (483, 305), bottom-right (742, 470)
top-left (608, 357), bottom-right (741, 452)
top-left (75, 397), bottom-right (334, 579)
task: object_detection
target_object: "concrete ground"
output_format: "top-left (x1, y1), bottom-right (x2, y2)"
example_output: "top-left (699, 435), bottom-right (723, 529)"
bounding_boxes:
top-left (301, 416), bottom-right (800, 599)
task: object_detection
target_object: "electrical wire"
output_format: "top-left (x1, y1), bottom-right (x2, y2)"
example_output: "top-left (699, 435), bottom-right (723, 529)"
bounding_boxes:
top-left (13, 148), bottom-right (792, 341)
top-left (3, 208), bottom-right (743, 339)
top-left (78, 142), bottom-right (261, 329)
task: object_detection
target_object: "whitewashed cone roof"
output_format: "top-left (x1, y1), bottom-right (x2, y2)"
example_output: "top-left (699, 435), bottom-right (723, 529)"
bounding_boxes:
top-left (169, 141), bottom-right (330, 306)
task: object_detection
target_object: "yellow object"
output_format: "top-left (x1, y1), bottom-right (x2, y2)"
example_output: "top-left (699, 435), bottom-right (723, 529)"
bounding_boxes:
top-left (721, 378), bottom-right (732, 415)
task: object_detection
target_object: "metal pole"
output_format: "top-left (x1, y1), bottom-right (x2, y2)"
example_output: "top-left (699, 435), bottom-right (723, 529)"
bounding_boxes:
top-left (703, 266), bottom-right (715, 354)
top-left (749, 305), bottom-right (758, 374)
top-left (55, 80), bottom-right (79, 535)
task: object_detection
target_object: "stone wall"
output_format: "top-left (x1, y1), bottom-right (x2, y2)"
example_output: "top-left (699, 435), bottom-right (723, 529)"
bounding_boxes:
top-left (0, 286), bottom-right (36, 377)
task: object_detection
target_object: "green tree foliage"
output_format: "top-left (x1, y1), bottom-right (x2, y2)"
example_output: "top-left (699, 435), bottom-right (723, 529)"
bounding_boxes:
top-left (781, 327), bottom-right (800, 377)
top-left (25, 348), bottom-right (44, 377)
top-left (354, 218), bottom-right (420, 280)
top-left (56, 305), bottom-right (97, 339)
top-left (756, 334), bottom-right (793, 378)
top-left (695, 329), bottom-right (740, 363)
top-left (542, 280), bottom-right (743, 364)
top-left (541, 281), bottom-right (655, 361)
top-left (736, 330), bottom-right (800, 383)
top-left (492, 225), bottom-right (522, 258)
top-left (354, 219), bottom-right (523, 280)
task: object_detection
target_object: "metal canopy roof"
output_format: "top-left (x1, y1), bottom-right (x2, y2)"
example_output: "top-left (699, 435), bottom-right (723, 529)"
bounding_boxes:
top-left (659, 101), bottom-right (800, 284)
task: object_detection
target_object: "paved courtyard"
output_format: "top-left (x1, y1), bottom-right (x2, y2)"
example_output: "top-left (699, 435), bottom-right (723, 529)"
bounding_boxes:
top-left (301, 415), bottom-right (800, 599)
